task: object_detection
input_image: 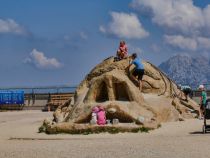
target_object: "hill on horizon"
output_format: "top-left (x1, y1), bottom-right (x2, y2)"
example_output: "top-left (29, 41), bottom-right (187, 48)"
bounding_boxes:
top-left (158, 54), bottom-right (210, 88)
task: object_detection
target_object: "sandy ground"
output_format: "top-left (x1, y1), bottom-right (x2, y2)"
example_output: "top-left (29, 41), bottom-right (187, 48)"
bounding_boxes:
top-left (0, 111), bottom-right (209, 158)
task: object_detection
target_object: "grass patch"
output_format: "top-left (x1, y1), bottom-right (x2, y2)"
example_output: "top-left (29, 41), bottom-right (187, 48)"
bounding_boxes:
top-left (38, 125), bottom-right (46, 133)
top-left (139, 127), bottom-right (149, 133)
top-left (45, 124), bottom-right (153, 135)
top-left (157, 124), bottom-right (161, 128)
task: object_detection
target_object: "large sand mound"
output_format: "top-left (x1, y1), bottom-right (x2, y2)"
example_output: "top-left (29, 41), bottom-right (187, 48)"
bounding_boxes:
top-left (44, 57), bottom-right (199, 134)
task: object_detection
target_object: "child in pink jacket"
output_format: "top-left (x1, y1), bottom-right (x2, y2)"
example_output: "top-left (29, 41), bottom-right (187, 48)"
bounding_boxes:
top-left (97, 106), bottom-right (106, 125)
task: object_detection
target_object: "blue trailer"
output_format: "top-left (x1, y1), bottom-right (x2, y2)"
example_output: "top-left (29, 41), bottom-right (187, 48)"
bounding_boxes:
top-left (0, 90), bottom-right (24, 110)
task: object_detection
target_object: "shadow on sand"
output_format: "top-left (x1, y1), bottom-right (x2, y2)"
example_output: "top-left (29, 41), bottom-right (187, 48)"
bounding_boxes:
top-left (189, 131), bottom-right (210, 135)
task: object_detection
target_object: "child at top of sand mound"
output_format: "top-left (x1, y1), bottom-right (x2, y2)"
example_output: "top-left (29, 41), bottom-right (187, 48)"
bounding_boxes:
top-left (115, 40), bottom-right (128, 61)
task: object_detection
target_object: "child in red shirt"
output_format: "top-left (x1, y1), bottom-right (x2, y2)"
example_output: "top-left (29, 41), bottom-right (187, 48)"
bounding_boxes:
top-left (116, 41), bottom-right (128, 60)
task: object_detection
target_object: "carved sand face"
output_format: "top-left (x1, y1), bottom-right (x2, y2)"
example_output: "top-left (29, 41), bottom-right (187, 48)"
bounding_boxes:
top-left (70, 70), bottom-right (150, 124)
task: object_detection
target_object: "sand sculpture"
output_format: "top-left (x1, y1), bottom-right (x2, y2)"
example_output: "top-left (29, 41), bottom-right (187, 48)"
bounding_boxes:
top-left (43, 57), bottom-right (199, 134)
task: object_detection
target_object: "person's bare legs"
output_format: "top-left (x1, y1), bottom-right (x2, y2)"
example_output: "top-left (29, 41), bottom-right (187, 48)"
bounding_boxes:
top-left (184, 93), bottom-right (188, 101)
top-left (139, 80), bottom-right (142, 92)
top-left (129, 73), bottom-right (143, 92)
top-left (180, 91), bottom-right (183, 99)
top-left (186, 95), bottom-right (188, 101)
top-left (130, 74), bottom-right (138, 86)
top-left (199, 106), bottom-right (204, 119)
top-left (199, 109), bottom-right (201, 119)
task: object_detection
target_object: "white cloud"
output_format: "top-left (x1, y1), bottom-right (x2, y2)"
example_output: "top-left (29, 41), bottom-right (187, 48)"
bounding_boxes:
top-left (164, 35), bottom-right (197, 51)
top-left (0, 19), bottom-right (27, 35)
top-left (99, 26), bottom-right (106, 33)
top-left (164, 35), bottom-right (210, 51)
top-left (128, 45), bottom-right (143, 54)
top-left (63, 35), bottom-right (70, 40)
top-left (130, 0), bottom-right (210, 52)
top-left (100, 12), bottom-right (149, 39)
top-left (79, 32), bottom-right (88, 40)
top-left (130, 0), bottom-right (205, 35)
top-left (203, 5), bottom-right (210, 31)
top-left (24, 49), bottom-right (62, 69)
top-left (151, 44), bottom-right (160, 52)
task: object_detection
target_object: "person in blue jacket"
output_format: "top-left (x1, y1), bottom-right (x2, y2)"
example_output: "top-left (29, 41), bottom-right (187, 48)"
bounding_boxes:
top-left (128, 53), bottom-right (144, 92)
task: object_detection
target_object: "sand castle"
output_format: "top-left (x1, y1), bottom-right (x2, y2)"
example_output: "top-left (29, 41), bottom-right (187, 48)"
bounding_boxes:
top-left (43, 57), bottom-right (199, 134)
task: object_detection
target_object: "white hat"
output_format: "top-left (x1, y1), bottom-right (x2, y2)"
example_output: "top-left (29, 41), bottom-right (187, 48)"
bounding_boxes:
top-left (198, 85), bottom-right (204, 89)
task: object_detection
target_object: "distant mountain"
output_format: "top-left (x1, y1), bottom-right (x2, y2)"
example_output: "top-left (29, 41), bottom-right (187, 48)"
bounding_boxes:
top-left (158, 54), bottom-right (210, 88)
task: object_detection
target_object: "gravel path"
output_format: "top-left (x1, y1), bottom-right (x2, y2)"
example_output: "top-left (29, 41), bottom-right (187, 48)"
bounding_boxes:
top-left (0, 111), bottom-right (209, 158)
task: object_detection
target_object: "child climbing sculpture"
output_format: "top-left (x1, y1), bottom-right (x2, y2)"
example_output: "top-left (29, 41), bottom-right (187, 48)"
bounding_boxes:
top-left (128, 53), bottom-right (145, 92)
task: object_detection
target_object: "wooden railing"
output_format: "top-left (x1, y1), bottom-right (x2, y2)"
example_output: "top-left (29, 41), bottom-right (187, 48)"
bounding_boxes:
top-left (192, 90), bottom-right (210, 97)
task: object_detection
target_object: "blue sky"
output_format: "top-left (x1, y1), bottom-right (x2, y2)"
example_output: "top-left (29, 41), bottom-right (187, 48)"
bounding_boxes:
top-left (0, 0), bottom-right (210, 87)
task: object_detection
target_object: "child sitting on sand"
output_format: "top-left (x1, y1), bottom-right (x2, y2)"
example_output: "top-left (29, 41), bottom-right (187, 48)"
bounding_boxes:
top-left (97, 106), bottom-right (106, 125)
top-left (91, 106), bottom-right (99, 124)
top-left (115, 40), bottom-right (128, 61)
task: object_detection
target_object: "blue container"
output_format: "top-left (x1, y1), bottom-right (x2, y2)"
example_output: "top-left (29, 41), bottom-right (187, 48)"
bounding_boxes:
top-left (0, 90), bottom-right (24, 105)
